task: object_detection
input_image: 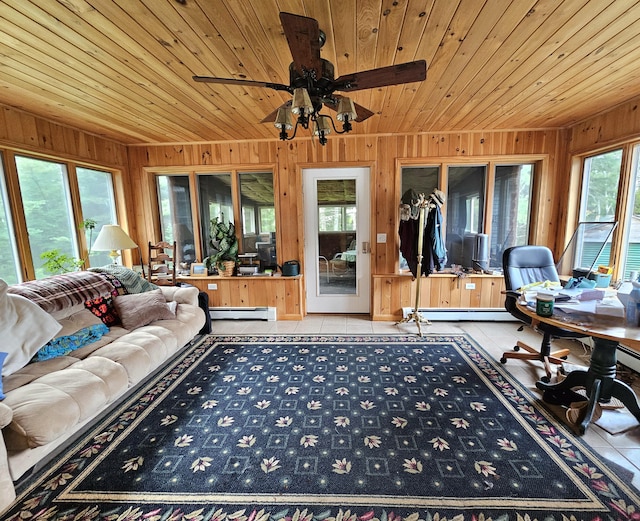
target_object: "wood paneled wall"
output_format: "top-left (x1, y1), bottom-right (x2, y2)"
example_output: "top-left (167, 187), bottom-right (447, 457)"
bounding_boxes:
top-left (0, 105), bottom-right (128, 168)
top-left (569, 95), bottom-right (640, 154)
top-left (129, 129), bottom-right (567, 318)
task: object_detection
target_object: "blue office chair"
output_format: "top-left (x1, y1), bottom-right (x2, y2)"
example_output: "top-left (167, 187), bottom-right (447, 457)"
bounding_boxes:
top-left (501, 245), bottom-right (586, 382)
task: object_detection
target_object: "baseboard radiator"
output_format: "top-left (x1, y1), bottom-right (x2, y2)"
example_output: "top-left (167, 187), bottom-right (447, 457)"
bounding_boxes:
top-left (402, 307), bottom-right (513, 321)
top-left (210, 306), bottom-right (276, 321)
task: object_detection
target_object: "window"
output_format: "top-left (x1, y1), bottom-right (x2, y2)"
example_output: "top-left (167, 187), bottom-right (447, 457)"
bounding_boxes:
top-left (401, 161), bottom-right (535, 272)
top-left (77, 167), bottom-right (118, 267)
top-left (16, 156), bottom-right (79, 279)
top-left (198, 173), bottom-right (233, 260)
top-left (0, 153), bottom-right (20, 283)
top-left (0, 152), bottom-right (120, 280)
top-left (151, 169), bottom-right (276, 271)
top-left (239, 172), bottom-right (275, 253)
top-left (576, 149), bottom-right (622, 272)
top-left (318, 206), bottom-right (356, 232)
top-left (490, 164), bottom-right (533, 266)
top-left (157, 175), bottom-right (196, 265)
top-left (623, 145), bottom-right (640, 279)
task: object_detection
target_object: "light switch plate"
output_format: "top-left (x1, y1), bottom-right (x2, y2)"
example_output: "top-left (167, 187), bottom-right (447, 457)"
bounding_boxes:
top-left (376, 233), bottom-right (387, 243)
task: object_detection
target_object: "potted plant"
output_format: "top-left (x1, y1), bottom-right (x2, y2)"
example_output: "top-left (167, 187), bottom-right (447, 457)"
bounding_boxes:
top-left (205, 216), bottom-right (238, 276)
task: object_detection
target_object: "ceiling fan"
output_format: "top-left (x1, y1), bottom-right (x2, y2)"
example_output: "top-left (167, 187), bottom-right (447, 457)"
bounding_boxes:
top-left (193, 12), bottom-right (427, 144)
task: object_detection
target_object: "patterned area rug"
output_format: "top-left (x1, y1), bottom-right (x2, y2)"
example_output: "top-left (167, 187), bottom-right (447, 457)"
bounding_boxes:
top-left (5, 334), bottom-right (640, 520)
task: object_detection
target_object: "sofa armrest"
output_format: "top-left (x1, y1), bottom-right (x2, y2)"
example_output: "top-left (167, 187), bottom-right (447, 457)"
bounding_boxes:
top-left (159, 285), bottom-right (199, 307)
top-left (0, 403), bottom-right (15, 511)
top-left (0, 403), bottom-right (12, 430)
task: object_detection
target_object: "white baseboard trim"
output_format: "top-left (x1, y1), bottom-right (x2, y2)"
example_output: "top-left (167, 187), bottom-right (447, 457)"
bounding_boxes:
top-left (401, 307), bottom-right (513, 322)
top-left (210, 306), bottom-right (277, 321)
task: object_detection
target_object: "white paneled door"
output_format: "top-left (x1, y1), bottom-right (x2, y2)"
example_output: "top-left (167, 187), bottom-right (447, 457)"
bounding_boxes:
top-left (303, 167), bottom-right (370, 313)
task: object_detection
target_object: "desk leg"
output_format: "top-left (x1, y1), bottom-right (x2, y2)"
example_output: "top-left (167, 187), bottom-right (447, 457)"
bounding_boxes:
top-left (536, 338), bottom-right (640, 435)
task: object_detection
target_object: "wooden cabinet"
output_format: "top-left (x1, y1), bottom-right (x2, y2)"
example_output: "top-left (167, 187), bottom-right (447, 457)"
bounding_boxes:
top-left (372, 273), bottom-right (506, 321)
top-left (178, 275), bottom-right (304, 320)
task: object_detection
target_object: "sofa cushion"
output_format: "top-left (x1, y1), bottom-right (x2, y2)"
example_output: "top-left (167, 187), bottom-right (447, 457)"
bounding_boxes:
top-left (113, 289), bottom-right (175, 330)
top-left (2, 358), bottom-right (128, 450)
top-left (0, 280), bottom-right (62, 377)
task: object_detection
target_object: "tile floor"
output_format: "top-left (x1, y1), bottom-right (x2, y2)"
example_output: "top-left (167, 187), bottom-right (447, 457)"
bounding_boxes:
top-left (210, 314), bottom-right (640, 487)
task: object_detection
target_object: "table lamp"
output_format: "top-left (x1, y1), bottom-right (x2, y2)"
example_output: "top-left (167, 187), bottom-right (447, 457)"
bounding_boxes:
top-left (92, 224), bottom-right (138, 264)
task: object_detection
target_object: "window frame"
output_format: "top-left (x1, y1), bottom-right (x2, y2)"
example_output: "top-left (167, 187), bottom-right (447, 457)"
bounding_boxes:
top-left (0, 147), bottom-right (124, 280)
top-left (570, 141), bottom-right (640, 282)
top-left (145, 165), bottom-right (278, 266)
top-left (398, 156), bottom-right (543, 272)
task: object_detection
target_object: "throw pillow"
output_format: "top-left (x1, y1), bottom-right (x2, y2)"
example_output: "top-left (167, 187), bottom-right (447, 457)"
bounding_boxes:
top-left (33, 323), bottom-right (110, 362)
top-left (84, 295), bottom-right (120, 326)
top-left (113, 289), bottom-right (175, 330)
top-left (0, 279), bottom-right (62, 377)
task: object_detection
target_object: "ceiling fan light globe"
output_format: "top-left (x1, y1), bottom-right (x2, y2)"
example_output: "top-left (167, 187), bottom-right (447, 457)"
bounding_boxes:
top-left (314, 115), bottom-right (332, 136)
top-left (336, 97), bottom-right (357, 122)
top-left (274, 107), bottom-right (293, 130)
top-left (291, 88), bottom-right (313, 115)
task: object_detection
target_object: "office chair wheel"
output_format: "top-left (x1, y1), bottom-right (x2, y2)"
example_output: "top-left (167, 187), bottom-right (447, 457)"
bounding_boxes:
top-left (513, 345), bottom-right (520, 352)
top-left (540, 375), bottom-right (551, 383)
top-left (500, 356), bottom-right (507, 364)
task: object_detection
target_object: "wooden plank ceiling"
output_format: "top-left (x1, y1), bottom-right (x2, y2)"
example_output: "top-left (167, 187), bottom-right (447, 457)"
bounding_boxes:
top-left (0, 0), bottom-right (639, 145)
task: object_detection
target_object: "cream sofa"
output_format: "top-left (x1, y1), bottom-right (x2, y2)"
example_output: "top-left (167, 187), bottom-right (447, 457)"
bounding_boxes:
top-left (0, 268), bottom-right (206, 511)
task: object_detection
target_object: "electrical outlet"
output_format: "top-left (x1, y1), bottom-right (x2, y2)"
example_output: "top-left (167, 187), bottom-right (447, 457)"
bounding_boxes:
top-left (208, 283), bottom-right (218, 290)
top-left (465, 282), bottom-right (476, 290)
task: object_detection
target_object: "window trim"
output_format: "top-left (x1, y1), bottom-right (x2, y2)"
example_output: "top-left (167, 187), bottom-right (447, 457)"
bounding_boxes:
top-left (0, 147), bottom-right (124, 280)
top-left (397, 155), bottom-right (544, 271)
top-left (145, 165), bottom-right (277, 265)
top-left (569, 141), bottom-right (640, 282)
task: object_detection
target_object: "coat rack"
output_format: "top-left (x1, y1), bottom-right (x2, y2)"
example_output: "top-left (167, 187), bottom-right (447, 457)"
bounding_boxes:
top-left (397, 189), bottom-right (445, 336)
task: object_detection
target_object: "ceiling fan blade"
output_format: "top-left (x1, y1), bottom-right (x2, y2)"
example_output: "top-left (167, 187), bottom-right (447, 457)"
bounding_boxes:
top-left (324, 96), bottom-right (375, 123)
top-left (334, 60), bottom-right (427, 92)
top-left (193, 76), bottom-right (291, 93)
top-left (279, 12), bottom-right (322, 79)
top-left (260, 100), bottom-right (292, 123)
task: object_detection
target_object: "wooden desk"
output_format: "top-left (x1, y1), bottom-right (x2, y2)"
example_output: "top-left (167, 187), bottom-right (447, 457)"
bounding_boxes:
top-left (516, 300), bottom-right (640, 434)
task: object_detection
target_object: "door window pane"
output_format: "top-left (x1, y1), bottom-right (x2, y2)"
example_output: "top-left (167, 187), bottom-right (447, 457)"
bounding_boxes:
top-left (77, 167), bottom-right (118, 267)
top-left (16, 156), bottom-right (78, 279)
top-left (317, 179), bottom-right (356, 295)
top-left (579, 149), bottom-right (622, 268)
top-left (0, 154), bottom-right (20, 283)
top-left (446, 165), bottom-right (486, 269)
top-left (490, 164), bottom-right (533, 267)
top-left (157, 175), bottom-right (196, 266)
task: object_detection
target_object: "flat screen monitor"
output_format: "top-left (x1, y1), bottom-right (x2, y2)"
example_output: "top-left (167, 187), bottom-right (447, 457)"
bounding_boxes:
top-left (256, 241), bottom-right (277, 271)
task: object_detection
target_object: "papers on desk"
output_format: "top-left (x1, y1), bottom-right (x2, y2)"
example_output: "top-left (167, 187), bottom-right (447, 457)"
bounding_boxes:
top-left (523, 287), bottom-right (625, 320)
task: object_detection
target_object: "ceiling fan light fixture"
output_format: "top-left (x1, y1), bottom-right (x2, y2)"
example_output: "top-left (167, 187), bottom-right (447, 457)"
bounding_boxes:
top-left (314, 115), bottom-right (332, 145)
top-left (274, 107), bottom-right (293, 130)
top-left (336, 97), bottom-right (357, 122)
top-left (291, 88), bottom-right (313, 116)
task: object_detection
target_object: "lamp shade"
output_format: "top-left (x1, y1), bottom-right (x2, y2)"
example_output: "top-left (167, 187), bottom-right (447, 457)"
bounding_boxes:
top-left (313, 115), bottom-right (332, 136)
top-left (291, 88), bottom-right (313, 115)
top-left (274, 106), bottom-right (293, 130)
top-left (92, 225), bottom-right (138, 262)
top-left (336, 97), bottom-right (357, 122)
